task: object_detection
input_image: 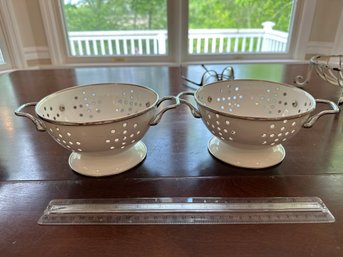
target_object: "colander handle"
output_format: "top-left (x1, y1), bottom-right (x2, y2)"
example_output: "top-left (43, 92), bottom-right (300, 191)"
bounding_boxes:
top-left (303, 99), bottom-right (340, 128)
top-left (149, 96), bottom-right (180, 126)
top-left (294, 62), bottom-right (314, 87)
top-left (176, 91), bottom-right (202, 118)
top-left (15, 102), bottom-right (46, 131)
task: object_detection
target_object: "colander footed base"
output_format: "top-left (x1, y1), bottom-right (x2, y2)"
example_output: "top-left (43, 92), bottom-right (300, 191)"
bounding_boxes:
top-left (208, 137), bottom-right (286, 169)
top-left (68, 141), bottom-right (147, 177)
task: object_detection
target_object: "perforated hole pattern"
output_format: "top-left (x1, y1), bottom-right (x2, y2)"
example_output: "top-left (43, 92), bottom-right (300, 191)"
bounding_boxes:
top-left (197, 80), bottom-right (314, 146)
top-left (38, 84), bottom-right (157, 152)
top-left (203, 111), bottom-right (303, 146)
top-left (46, 120), bottom-right (146, 152)
top-left (197, 81), bottom-right (314, 118)
top-left (37, 84), bottom-right (157, 123)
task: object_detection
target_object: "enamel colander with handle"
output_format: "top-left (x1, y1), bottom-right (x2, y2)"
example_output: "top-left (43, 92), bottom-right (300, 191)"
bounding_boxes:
top-left (178, 79), bottom-right (339, 169)
top-left (15, 83), bottom-right (179, 176)
top-left (295, 55), bottom-right (343, 104)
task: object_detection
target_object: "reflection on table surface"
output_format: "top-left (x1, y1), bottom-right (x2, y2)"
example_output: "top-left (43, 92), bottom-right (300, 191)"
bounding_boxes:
top-left (0, 63), bottom-right (343, 257)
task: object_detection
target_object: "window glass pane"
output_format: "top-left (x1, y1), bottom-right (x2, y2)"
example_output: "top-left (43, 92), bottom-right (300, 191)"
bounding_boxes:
top-left (188, 0), bottom-right (295, 55)
top-left (61, 0), bottom-right (167, 57)
top-left (0, 47), bottom-right (5, 65)
top-left (0, 34), bottom-right (10, 68)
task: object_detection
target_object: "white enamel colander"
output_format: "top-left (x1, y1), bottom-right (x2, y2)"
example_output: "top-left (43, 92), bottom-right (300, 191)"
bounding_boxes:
top-left (15, 83), bottom-right (179, 176)
top-left (178, 79), bottom-right (339, 169)
top-left (295, 55), bottom-right (343, 104)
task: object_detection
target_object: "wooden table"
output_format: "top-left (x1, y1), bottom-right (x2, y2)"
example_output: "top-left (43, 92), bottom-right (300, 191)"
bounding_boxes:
top-left (1, 63), bottom-right (343, 257)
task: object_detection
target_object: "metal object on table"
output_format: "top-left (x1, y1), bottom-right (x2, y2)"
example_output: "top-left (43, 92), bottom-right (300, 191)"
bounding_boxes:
top-left (178, 79), bottom-right (339, 169)
top-left (182, 64), bottom-right (235, 88)
top-left (295, 55), bottom-right (343, 104)
top-left (15, 83), bottom-right (180, 177)
top-left (38, 197), bottom-right (335, 225)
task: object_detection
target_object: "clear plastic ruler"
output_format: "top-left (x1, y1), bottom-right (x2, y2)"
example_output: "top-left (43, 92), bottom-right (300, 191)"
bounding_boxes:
top-left (38, 197), bottom-right (335, 225)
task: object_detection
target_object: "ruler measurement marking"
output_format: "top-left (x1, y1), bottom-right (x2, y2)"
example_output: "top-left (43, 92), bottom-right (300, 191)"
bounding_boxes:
top-left (38, 197), bottom-right (335, 225)
top-left (47, 202), bottom-right (324, 214)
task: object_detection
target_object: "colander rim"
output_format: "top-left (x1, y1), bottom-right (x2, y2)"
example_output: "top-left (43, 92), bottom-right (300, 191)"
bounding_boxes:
top-left (310, 55), bottom-right (343, 71)
top-left (194, 79), bottom-right (316, 121)
top-left (35, 82), bottom-right (159, 126)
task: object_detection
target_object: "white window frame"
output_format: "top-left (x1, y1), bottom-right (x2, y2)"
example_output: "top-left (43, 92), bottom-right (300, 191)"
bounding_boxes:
top-left (0, 25), bottom-right (12, 71)
top-left (40, 0), bottom-right (315, 66)
top-left (0, 0), bottom-right (26, 70)
top-left (184, 0), bottom-right (315, 63)
top-left (333, 8), bottom-right (343, 54)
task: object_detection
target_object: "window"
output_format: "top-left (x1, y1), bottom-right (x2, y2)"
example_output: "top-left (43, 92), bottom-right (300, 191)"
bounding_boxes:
top-left (41, 0), bottom-right (311, 65)
top-left (0, 0), bottom-right (26, 70)
top-left (0, 14), bottom-right (12, 70)
top-left (0, 47), bottom-right (5, 65)
top-left (188, 0), bottom-right (294, 55)
top-left (61, 0), bottom-right (168, 57)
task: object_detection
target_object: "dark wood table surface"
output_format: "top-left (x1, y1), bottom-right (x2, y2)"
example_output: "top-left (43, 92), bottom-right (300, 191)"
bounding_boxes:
top-left (1, 63), bottom-right (343, 257)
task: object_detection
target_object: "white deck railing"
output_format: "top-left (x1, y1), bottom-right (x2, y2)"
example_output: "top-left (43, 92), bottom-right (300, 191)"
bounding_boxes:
top-left (67, 22), bottom-right (288, 56)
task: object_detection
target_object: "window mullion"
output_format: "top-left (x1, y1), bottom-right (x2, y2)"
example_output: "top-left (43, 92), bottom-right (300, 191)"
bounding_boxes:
top-left (167, 0), bottom-right (188, 65)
